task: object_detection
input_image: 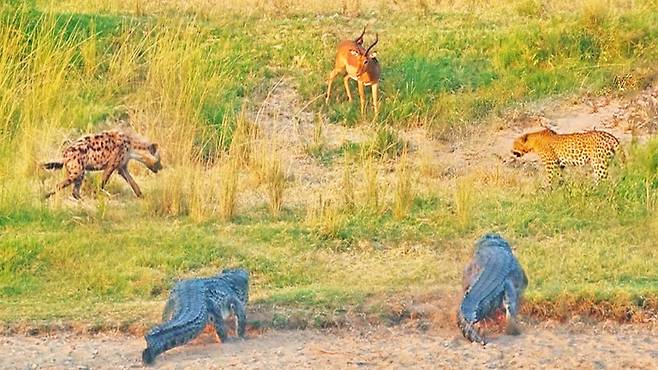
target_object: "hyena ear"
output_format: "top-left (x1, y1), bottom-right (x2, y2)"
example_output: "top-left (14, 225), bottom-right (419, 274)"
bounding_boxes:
top-left (149, 143), bottom-right (159, 155)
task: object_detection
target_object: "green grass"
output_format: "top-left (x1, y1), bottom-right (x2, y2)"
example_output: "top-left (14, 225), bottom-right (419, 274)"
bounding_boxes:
top-left (1, 1), bottom-right (658, 329)
top-left (2, 142), bottom-right (658, 325)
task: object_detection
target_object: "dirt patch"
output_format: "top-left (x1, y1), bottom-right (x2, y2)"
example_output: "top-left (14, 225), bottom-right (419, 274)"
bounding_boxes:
top-left (2, 322), bottom-right (656, 369)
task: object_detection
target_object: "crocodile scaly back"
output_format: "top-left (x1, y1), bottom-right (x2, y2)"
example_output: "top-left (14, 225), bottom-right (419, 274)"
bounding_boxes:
top-left (457, 234), bottom-right (527, 345)
top-left (143, 280), bottom-right (209, 364)
top-left (142, 268), bottom-right (250, 365)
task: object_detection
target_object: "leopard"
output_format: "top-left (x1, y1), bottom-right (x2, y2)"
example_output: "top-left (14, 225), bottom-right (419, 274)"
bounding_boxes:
top-left (511, 128), bottom-right (620, 183)
top-left (43, 129), bottom-right (162, 199)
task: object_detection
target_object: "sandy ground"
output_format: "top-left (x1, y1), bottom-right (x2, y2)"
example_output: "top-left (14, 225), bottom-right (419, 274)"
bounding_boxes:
top-left (2, 322), bottom-right (657, 369)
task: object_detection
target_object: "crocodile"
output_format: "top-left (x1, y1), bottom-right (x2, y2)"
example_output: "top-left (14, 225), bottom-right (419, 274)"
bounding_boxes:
top-left (142, 268), bottom-right (249, 365)
top-left (457, 233), bottom-right (528, 345)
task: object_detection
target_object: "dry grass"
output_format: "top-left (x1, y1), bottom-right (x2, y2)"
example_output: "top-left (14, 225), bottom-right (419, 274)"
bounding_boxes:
top-left (39, 0), bottom-right (652, 18)
top-left (453, 177), bottom-right (474, 231)
top-left (340, 160), bottom-right (355, 208)
top-left (361, 156), bottom-right (381, 215)
top-left (218, 158), bottom-right (239, 222)
top-left (306, 195), bottom-right (345, 240)
top-left (392, 149), bottom-right (414, 220)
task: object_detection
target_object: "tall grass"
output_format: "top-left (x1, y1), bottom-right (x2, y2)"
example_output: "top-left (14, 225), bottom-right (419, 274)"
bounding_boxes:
top-left (218, 158), bottom-right (239, 222)
top-left (392, 149), bottom-right (414, 220)
top-left (0, 6), bottom-right (266, 216)
top-left (453, 177), bottom-right (474, 231)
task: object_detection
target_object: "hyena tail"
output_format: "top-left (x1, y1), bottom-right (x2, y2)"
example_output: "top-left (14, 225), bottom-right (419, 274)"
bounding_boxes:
top-left (43, 161), bottom-right (64, 170)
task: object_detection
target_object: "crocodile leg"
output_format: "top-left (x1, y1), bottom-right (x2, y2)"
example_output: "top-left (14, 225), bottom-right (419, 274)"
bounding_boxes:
top-left (229, 296), bottom-right (247, 338)
top-left (503, 279), bottom-right (521, 336)
top-left (207, 306), bottom-right (228, 343)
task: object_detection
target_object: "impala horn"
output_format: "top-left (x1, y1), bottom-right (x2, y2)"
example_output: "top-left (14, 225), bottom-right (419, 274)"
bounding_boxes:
top-left (354, 26), bottom-right (367, 45)
top-left (365, 33), bottom-right (378, 56)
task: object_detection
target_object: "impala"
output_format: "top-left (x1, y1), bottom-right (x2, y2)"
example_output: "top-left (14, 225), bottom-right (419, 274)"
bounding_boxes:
top-left (326, 28), bottom-right (381, 116)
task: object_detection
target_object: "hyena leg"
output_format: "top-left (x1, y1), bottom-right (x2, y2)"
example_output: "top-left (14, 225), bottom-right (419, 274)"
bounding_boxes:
top-left (100, 165), bottom-right (118, 189)
top-left (47, 161), bottom-right (83, 199)
top-left (118, 166), bottom-right (143, 197)
top-left (72, 177), bottom-right (84, 199)
top-left (46, 175), bottom-right (75, 198)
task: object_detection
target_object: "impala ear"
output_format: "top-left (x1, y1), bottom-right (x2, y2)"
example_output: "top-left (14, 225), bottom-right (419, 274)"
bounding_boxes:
top-left (349, 49), bottom-right (359, 56)
top-left (369, 51), bottom-right (378, 58)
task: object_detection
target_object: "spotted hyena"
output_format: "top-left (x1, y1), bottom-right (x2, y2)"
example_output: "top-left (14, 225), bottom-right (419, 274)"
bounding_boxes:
top-left (44, 129), bottom-right (162, 199)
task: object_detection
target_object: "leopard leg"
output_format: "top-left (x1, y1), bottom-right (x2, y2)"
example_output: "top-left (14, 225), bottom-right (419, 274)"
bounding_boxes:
top-left (543, 160), bottom-right (561, 186)
top-left (592, 160), bottom-right (608, 183)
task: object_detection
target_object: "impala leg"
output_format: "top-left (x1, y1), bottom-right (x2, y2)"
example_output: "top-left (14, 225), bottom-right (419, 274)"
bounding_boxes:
top-left (343, 74), bottom-right (353, 102)
top-left (371, 83), bottom-right (379, 116)
top-left (326, 69), bottom-right (340, 103)
top-left (358, 81), bottom-right (366, 115)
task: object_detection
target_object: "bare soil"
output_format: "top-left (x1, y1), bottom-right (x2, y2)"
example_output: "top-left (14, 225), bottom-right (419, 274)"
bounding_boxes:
top-left (2, 321), bottom-right (657, 369)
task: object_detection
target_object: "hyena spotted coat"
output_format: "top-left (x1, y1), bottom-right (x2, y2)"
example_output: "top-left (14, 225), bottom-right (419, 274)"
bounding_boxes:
top-left (44, 129), bottom-right (162, 199)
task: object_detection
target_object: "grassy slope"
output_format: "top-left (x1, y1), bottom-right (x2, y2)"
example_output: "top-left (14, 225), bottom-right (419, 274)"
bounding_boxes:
top-left (1, 2), bottom-right (658, 328)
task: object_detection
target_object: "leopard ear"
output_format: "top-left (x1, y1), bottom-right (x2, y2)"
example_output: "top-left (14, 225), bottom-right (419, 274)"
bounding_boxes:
top-left (521, 134), bottom-right (528, 143)
top-left (148, 143), bottom-right (159, 155)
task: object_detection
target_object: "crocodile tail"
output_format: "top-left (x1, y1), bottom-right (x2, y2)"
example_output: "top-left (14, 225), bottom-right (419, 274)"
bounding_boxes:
top-left (457, 309), bottom-right (486, 345)
top-left (43, 161), bottom-right (64, 170)
top-left (143, 282), bottom-right (208, 364)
